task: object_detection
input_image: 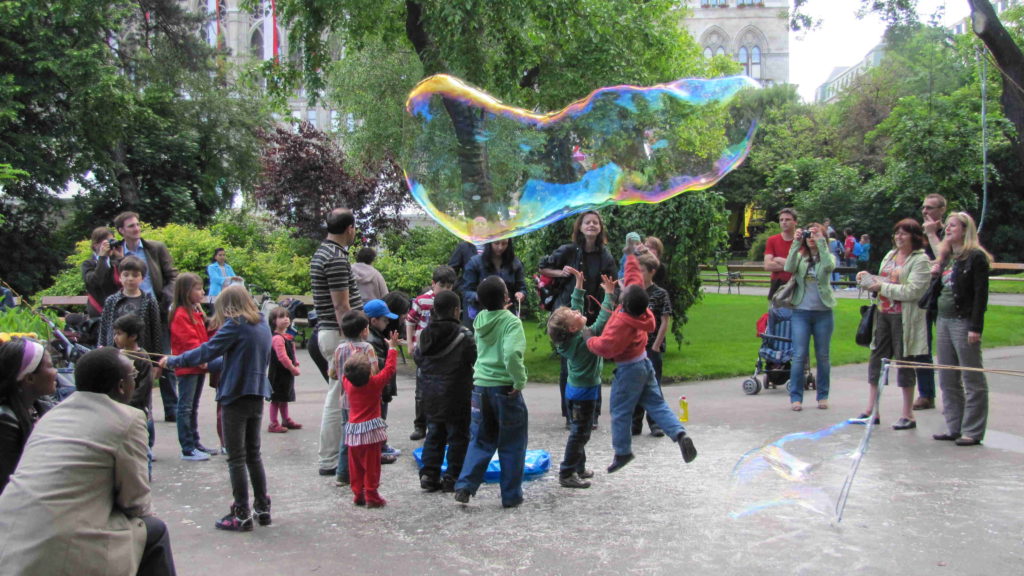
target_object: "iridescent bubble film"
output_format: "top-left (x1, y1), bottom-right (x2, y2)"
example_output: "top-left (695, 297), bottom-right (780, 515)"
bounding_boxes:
top-left (729, 421), bottom-right (867, 522)
top-left (402, 74), bottom-right (761, 243)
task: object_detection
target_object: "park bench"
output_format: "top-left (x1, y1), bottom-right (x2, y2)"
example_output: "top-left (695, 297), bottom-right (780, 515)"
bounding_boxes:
top-left (39, 295), bottom-right (90, 310)
top-left (699, 264), bottom-right (860, 294)
top-left (991, 262), bottom-right (1024, 282)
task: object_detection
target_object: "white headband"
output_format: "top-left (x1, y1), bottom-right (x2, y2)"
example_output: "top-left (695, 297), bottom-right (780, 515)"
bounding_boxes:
top-left (16, 341), bottom-right (46, 381)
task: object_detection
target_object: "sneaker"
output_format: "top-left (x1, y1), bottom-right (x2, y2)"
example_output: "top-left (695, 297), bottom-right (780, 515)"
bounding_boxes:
top-left (912, 397), bottom-right (935, 410)
top-left (677, 432), bottom-right (698, 463)
top-left (381, 453), bottom-right (398, 465)
top-left (196, 444), bottom-right (217, 456)
top-left (559, 473), bottom-right (592, 489)
top-left (409, 428), bottom-right (426, 441)
top-left (502, 498), bottom-right (523, 509)
top-left (650, 427), bottom-right (665, 438)
top-left (892, 417), bottom-right (917, 430)
top-left (181, 449), bottom-right (210, 461)
top-left (334, 475), bottom-right (350, 487)
top-left (219, 446), bottom-right (228, 455)
top-left (579, 469), bottom-right (594, 480)
top-left (318, 467), bottom-right (337, 477)
top-left (441, 476), bottom-right (456, 493)
top-left (420, 475), bottom-right (442, 492)
top-left (353, 496), bottom-right (366, 506)
top-left (381, 444), bottom-right (401, 456)
top-left (607, 453), bottom-right (635, 474)
top-left (283, 419), bottom-right (303, 429)
top-left (214, 505), bottom-right (253, 532)
top-left (268, 423), bottom-right (288, 433)
top-left (254, 499), bottom-right (272, 526)
top-left (454, 489), bottom-right (471, 504)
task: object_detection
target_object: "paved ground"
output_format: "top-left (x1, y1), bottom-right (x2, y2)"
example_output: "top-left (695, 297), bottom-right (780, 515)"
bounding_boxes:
top-left (150, 342), bottom-right (1024, 575)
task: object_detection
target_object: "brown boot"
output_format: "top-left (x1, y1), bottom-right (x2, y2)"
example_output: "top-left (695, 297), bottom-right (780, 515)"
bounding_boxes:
top-left (912, 396), bottom-right (935, 410)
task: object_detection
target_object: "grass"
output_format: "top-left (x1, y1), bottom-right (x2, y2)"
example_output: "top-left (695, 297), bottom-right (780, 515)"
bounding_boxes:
top-left (990, 279), bottom-right (1024, 294)
top-left (522, 292), bottom-right (1024, 383)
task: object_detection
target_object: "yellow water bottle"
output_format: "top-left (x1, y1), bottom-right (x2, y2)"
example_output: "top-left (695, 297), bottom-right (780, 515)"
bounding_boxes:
top-left (678, 395), bottom-right (689, 423)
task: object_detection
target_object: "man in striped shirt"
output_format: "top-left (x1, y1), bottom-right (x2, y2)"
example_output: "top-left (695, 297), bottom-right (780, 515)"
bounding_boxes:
top-left (312, 208), bottom-right (363, 476)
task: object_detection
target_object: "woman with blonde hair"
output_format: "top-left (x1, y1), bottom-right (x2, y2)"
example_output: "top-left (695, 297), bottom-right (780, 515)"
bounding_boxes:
top-left (161, 284), bottom-right (273, 531)
top-left (924, 212), bottom-right (991, 446)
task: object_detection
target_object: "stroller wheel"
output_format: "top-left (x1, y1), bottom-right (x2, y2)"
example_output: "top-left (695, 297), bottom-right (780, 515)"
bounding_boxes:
top-left (742, 378), bottom-right (762, 396)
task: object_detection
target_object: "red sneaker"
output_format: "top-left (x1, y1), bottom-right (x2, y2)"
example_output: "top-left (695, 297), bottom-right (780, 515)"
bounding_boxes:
top-left (267, 423), bottom-right (288, 434)
top-left (283, 419), bottom-right (303, 430)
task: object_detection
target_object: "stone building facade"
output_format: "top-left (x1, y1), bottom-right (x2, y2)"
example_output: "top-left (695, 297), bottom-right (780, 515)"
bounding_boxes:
top-left (681, 0), bottom-right (791, 87)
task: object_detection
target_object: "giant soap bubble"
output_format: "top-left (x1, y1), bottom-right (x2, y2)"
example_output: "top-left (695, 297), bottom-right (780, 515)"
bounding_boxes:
top-left (402, 74), bottom-right (761, 243)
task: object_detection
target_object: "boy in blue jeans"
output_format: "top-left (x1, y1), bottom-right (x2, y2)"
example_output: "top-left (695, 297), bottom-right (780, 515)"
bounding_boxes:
top-left (587, 251), bottom-right (697, 473)
top-left (547, 267), bottom-right (616, 488)
top-left (454, 276), bottom-right (528, 508)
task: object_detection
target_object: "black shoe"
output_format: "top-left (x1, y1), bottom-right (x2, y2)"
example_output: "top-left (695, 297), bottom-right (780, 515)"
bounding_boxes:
top-left (441, 476), bottom-right (456, 493)
top-left (677, 432), bottom-right (698, 463)
top-left (955, 437), bottom-right (982, 446)
top-left (318, 467), bottom-right (337, 476)
top-left (214, 505), bottom-right (253, 532)
top-left (196, 444), bottom-right (217, 456)
top-left (254, 498), bottom-right (271, 526)
top-left (409, 428), bottom-right (426, 441)
top-left (502, 498), bottom-right (523, 509)
top-left (631, 428), bottom-right (642, 437)
top-left (607, 453), bottom-right (635, 474)
top-left (579, 469), bottom-right (594, 480)
top-left (849, 413), bottom-right (881, 425)
top-left (420, 475), bottom-right (442, 492)
top-left (650, 427), bottom-right (665, 438)
top-left (454, 489), bottom-right (471, 504)
top-left (559, 473), bottom-right (592, 489)
top-left (892, 418), bottom-right (917, 430)
top-left (933, 433), bottom-right (961, 441)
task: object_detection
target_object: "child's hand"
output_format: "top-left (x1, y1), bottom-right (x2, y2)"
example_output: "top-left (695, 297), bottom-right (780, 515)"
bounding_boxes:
top-left (564, 266), bottom-right (584, 289)
top-left (386, 330), bottom-right (401, 349)
top-left (150, 365), bottom-right (162, 381)
top-left (600, 274), bottom-right (616, 296)
top-left (292, 367), bottom-right (301, 376)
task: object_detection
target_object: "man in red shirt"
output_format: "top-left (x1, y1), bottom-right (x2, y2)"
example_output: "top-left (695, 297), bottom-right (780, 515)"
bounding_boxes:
top-left (763, 208), bottom-right (797, 300)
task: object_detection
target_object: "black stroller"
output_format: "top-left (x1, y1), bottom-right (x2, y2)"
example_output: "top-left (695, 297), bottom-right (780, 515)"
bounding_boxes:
top-left (741, 305), bottom-right (815, 395)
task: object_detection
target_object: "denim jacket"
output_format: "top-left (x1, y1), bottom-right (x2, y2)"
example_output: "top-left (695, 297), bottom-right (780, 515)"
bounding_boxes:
top-left (167, 315), bottom-right (272, 405)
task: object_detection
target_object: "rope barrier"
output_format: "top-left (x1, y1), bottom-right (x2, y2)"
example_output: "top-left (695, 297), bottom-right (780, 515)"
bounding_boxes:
top-left (886, 358), bottom-right (1024, 378)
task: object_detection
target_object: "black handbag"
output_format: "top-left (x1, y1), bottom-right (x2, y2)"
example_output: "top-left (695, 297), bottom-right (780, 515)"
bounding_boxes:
top-left (855, 301), bottom-right (877, 347)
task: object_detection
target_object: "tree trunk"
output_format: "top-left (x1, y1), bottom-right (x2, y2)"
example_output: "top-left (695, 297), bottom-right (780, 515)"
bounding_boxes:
top-left (406, 1), bottom-right (494, 219)
top-left (111, 141), bottom-right (140, 208)
top-left (969, 0), bottom-right (1024, 166)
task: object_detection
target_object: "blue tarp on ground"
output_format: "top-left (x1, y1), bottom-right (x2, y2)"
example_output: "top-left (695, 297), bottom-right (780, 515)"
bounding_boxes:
top-left (412, 447), bottom-right (550, 483)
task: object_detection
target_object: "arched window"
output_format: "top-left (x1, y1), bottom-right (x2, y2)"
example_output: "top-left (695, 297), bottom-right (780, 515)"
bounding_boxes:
top-left (703, 47), bottom-right (713, 59)
top-left (750, 46), bottom-right (762, 79)
top-left (738, 47), bottom-right (748, 74)
top-left (715, 46), bottom-right (725, 57)
top-left (250, 29), bottom-right (263, 59)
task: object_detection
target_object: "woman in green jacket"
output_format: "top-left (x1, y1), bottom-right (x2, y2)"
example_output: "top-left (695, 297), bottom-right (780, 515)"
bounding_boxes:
top-left (783, 223), bottom-right (837, 411)
top-left (855, 219), bottom-right (932, 430)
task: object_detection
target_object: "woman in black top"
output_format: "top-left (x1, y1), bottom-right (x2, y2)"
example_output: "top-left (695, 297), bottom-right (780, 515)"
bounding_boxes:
top-left (0, 339), bottom-right (58, 493)
top-left (539, 211), bottom-right (617, 426)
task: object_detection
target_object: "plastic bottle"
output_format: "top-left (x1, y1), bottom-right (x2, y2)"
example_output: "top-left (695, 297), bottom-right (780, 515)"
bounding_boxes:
top-left (678, 395), bottom-right (689, 423)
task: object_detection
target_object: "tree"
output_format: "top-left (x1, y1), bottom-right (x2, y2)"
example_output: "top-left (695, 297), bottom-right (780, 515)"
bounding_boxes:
top-left (252, 122), bottom-right (408, 241)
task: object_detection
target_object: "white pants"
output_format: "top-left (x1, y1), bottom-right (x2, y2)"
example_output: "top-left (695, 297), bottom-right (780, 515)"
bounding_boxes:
top-left (316, 328), bottom-right (344, 471)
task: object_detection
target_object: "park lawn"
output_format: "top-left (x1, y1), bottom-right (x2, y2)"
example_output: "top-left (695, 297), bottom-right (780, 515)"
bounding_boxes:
top-left (522, 293), bottom-right (1024, 383)
top-left (990, 279), bottom-right (1024, 294)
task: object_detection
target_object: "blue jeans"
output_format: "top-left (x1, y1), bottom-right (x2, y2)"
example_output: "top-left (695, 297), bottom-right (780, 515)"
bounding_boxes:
top-left (455, 386), bottom-right (528, 507)
top-left (175, 373), bottom-right (205, 454)
top-left (788, 308), bottom-right (833, 403)
top-left (610, 357), bottom-right (684, 457)
top-left (334, 407), bottom-right (350, 482)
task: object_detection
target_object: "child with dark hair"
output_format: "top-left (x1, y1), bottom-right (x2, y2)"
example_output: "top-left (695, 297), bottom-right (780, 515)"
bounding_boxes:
top-left (546, 268), bottom-right (616, 489)
top-left (364, 299), bottom-right (401, 463)
top-left (267, 307), bottom-right (301, 434)
top-left (97, 255), bottom-right (161, 354)
top-left (112, 314), bottom-right (155, 473)
top-left (330, 310), bottom-right (378, 487)
top-left (342, 331), bottom-right (400, 508)
top-left (632, 252), bottom-right (672, 438)
top-left (414, 290), bottom-right (476, 493)
top-left (453, 276), bottom-right (529, 508)
top-left (406, 265), bottom-right (457, 441)
top-left (586, 252), bottom-right (697, 473)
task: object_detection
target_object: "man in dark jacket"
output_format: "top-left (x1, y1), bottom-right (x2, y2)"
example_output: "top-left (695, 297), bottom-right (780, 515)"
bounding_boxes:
top-left (413, 290), bottom-right (476, 493)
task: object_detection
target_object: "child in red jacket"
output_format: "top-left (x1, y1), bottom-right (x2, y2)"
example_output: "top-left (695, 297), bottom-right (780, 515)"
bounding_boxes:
top-left (342, 330), bottom-right (400, 508)
top-left (169, 273), bottom-right (214, 461)
top-left (586, 251), bottom-right (697, 473)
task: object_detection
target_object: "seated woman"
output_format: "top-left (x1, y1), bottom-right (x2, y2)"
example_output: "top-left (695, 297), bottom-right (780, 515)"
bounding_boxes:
top-left (0, 348), bottom-right (176, 575)
top-left (0, 338), bottom-right (57, 494)
top-left (855, 219), bottom-right (931, 429)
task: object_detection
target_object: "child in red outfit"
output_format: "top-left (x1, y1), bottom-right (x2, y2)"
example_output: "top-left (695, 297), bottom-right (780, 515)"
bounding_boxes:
top-left (342, 330), bottom-right (400, 507)
top-left (586, 251), bottom-right (697, 473)
top-left (267, 307), bottom-right (301, 433)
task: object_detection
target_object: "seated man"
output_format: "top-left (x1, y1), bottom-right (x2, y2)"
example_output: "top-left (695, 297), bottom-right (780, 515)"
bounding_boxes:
top-left (0, 348), bottom-right (176, 576)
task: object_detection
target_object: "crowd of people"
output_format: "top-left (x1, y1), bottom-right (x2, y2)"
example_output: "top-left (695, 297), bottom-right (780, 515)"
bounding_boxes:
top-left (0, 193), bottom-right (996, 572)
top-left (762, 193), bottom-right (992, 444)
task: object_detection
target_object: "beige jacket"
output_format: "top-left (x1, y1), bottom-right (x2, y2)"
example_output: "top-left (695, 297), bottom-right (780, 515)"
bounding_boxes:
top-left (872, 249), bottom-right (932, 357)
top-left (0, 392), bottom-right (151, 576)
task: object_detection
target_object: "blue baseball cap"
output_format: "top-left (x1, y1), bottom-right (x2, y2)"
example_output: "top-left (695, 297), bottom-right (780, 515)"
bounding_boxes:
top-left (364, 299), bottom-right (399, 320)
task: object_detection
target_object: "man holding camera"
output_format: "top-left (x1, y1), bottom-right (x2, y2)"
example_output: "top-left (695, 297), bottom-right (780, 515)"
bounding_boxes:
top-left (763, 208), bottom-right (798, 301)
top-left (114, 211), bottom-right (180, 422)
